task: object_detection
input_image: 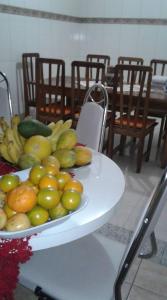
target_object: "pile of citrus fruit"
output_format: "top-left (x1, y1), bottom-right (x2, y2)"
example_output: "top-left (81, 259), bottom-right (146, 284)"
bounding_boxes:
top-left (0, 155), bottom-right (83, 232)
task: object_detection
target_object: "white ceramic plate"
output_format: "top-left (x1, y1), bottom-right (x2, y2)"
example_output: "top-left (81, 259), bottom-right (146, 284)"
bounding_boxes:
top-left (0, 169), bottom-right (88, 239)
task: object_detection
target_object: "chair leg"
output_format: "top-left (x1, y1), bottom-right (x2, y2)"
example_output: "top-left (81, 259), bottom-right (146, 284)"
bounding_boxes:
top-left (107, 128), bottom-right (114, 158)
top-left (145, 130), bottom-right (154, 162)
top-left (161, 131), bottom-right (167, 168)
top-left (157, 117), bottom-right (165, 149)
top-left (119, 135), bottom-right (126, 156)
top-left (136, 138), bottom-right (145, 173)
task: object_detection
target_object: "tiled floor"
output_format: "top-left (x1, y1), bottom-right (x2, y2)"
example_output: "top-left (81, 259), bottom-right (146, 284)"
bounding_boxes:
top-left (15, 120), bottom-right (167, 299)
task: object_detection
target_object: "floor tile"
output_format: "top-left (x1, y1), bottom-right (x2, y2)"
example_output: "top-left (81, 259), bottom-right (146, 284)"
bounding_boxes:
top-left (125, 258), bottom-right (141, 284)
top-left (134, 260), bottom-right (167, 298)
top-left (121, 282), bottom-right (132, 300)
top-left (160, 243), bottom-right (167, 266)
top-left (128, 285), bottom-right (166, 300)
top-left (97, 223), bottom-right (132, 244)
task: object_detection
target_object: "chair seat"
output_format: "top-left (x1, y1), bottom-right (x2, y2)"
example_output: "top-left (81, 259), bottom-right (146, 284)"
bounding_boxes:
top-left (40, 104), bottom-right (71, 115)
top-left (19, 233), bottom-right (126, 300)
top-left (115, 115), bottom-right (156, 129)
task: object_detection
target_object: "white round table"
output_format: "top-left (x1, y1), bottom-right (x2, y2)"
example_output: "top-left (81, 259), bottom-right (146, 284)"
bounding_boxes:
top-left (29, 151), bottom-right (125, 251)
top-left (0, 151), bottom-right (125, 251)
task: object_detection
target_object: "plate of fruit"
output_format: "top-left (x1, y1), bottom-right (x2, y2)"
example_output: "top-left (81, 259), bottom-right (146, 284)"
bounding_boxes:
top-left (0, 116), bottom-right (92, 171)
top-left (0, 162), bottom-right (88, 239)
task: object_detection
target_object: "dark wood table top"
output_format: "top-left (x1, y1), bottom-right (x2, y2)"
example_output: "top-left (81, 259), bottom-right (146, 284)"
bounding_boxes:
top-left (64, 77), bottom-right (167, 110)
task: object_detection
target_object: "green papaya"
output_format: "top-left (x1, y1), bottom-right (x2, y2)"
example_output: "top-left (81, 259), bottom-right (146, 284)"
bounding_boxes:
top-left (56, 129), bottom-right (77, 150)
top-left (53, 149), bottom-right (76, 168)
top-left (18, 119), bottom-right (52, 138)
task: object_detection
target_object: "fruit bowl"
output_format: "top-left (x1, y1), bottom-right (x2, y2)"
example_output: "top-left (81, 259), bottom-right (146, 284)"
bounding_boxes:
top-left (0, 169), bottom-right (88, 239)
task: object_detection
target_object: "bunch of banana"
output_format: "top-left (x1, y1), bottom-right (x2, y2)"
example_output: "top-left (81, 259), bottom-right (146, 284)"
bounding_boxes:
top-left (47, 119), bottom-right (73, 152)
top-left (0, 115), bottom-right (25, 164)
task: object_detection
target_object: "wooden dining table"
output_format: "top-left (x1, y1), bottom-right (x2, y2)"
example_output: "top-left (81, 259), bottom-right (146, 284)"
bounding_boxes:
top-left (62, 77), bottom-right (167, 168)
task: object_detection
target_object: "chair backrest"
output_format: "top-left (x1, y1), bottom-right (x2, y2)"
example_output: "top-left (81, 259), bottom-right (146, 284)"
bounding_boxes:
top-left (118, 56), bottom-right (144, 65)
top-left (114, 166), bottom-right (167, 299)
top-left (111, 64), bottom-right (152, 131)
top-left (150, 59), bottom-right (167, 76)
top-left (22, 53), bottom-right (40, 116)
top-left (76, 83), bottom-right (108, 152)
top-left (117, 56), bottom-right (144, 84)
top-left (86, 54), bottom-right (110, 77)
top-left (71, 60), bottom-right (105, 118)
top-left (0, 72), bottom-right (13, 120)
top-left (36, 57), bottom-right (65, 123)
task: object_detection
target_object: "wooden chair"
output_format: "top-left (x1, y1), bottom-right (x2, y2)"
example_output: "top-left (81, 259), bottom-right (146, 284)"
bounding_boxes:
top-left (118, 56), bottom-right (144, 65)
top-left (149, 59), bottom-right (167, 149)
top-left (107, 64), bottom-right (157, 173)
top-left (22, 53), bottom-right (39, 116)
top-left (117, 56), bottom-right (144, 84)
top-left (36, 58), bottom-right (71, 124)
top-left (71, 60), bottom-right (105, 126)
top-left (86, 54), bottom-right (110, 77)
top-left (19, 163), bottom-right (167, 300)
top-left (151, 59), bottom-right (167, 76)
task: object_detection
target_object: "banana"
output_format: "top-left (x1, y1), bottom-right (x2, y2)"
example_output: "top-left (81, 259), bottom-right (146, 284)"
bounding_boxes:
top-left (48, 122), bottom-right (57, 130)
top-left (12, 124), bottom-right (24, 150)
top-left (0, 116), bottom-right (24, 164)
top-left (10, 115), bottom-right (26, 147)
top-left (19, 134), bottom-right (26, 147)
top-left (0, 143), bottom-right (15, 164)
top-left (5, 127), bottom-right (22, 154)
top-left (0, 133), bottom-right (4, 143)
top-left (7, 141), bottom-right (20, 164)
top-left (60, 119), bottom-right (72, 131)
top-left (49, 119), bottom-right (73, 152)
top-left (11, 114), bottom-right (21, 127)
top-left (0, 117), bottom-right (9, 133)
top-left (51, 119), bottom-right (64, 135)
top-left (47, 120), bottom-right (64, 141)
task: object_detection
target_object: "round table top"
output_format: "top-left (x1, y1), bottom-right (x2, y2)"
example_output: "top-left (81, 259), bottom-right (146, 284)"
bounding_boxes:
top-left (0, 151), bottom-right (125, 251)
top-left (30, 151), bottom-right (125, 251)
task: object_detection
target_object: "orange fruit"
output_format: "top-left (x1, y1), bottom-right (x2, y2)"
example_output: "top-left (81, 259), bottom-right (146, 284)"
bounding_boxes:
top-left (19, 179), bottom-right (33, 187)
top-left (45, 164), bottom-right (60, 176)
top-left (64, 179), bottom-right (83, 194)
top-left (0, 174), bottom-right (20, 193)
top-left (7, 185), bottom-right (37, 213)
top-left (56, 171), bottom-right (72, 190)
top-left (24, 135), bottom-right (52, 160)
top-left (61, 190), bottom-right (81, 211)
top-left (27, 206), bottom-right (49, 226)
top-left (42, 155), bottom-right (60, 169)
top-left (37, 187), bottom-right (60, 209)
top-left (29, 165), bottom-right (46, 185)
top-left (39, 174), bottom-right (58, 189)
top-left (49, 202), bottom-right (68, 220)
top-left (19, 180), bottom-right (39, 194)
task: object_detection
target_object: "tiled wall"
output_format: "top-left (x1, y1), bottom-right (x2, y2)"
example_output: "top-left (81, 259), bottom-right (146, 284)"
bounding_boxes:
top-left (0, 0), bottom-right (167, 114)
top-left (79, 0), bottom-right (167, 65)
top-left (0, 1), bottom-right (81, 114)
top-left (79, 0), bottom-right (167, 18)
